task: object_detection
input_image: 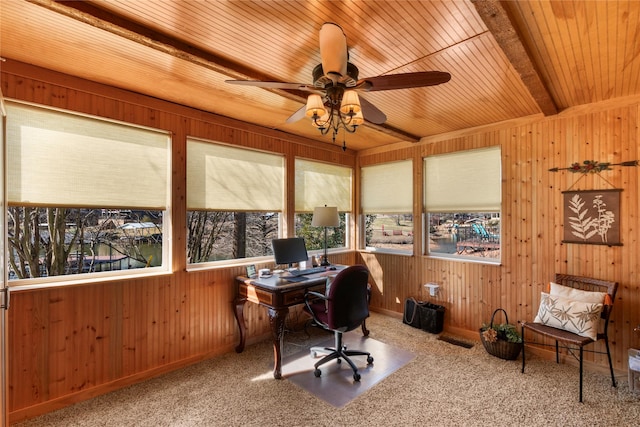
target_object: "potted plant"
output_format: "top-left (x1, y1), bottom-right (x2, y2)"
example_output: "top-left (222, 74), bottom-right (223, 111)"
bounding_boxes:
top-left (479, 308), bottom-right (522, 360)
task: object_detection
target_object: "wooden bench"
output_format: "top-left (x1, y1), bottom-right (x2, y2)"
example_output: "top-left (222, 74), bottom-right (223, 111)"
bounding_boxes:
top-left (521, 273), bottom-right (618, 402)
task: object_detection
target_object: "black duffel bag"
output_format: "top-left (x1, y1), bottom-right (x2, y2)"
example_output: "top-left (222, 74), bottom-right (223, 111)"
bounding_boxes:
top-left (403, 297), bottom-right (445, 334)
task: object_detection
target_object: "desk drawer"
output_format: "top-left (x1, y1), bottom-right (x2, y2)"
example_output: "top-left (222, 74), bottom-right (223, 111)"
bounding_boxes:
top-left (239, 283), bottom-right (274, 306)
top-left (282, 284), bottom-right (325, 306)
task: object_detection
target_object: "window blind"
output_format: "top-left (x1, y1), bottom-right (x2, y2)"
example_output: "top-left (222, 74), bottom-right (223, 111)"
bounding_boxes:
top-left (187, 139), bottom-right (284, 211)
top-left (361, 159), bottom-right (413, 213)
top-left (424, 146), bottom-right (501, 212)
top-left (295, 158), bottom-right (352, 212)
top-left (6, 101), bottom-right (169, 209)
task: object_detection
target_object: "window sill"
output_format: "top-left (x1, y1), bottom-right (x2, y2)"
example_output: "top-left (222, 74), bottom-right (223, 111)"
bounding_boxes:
top-left (425, 253), bottom-right (501, 265)
top-left (8, 267), bottom-right (172, 292)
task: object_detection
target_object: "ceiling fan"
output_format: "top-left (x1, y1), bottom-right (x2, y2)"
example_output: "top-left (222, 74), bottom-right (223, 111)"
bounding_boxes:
top-left (226, 23), bottom-right (450, 147)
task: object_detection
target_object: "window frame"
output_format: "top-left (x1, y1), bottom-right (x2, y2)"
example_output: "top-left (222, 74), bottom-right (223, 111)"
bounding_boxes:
top-left (360, 159), bottom-right (414, 255)
top-left (185, 138), bottom-right (285, 269)
top-left (294, 158), bottom-right (352, 254)
top-left (5, 100), bottom-right (173, 288)
top-left (423, 147), bottom-right (502, 264)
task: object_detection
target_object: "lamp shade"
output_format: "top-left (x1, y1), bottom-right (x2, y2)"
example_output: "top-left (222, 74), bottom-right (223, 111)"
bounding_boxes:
top-left (305, 94), bottom-right (327, 118)
top-left (350, 110), bottom-right (364, 126)
top-left (311, 111), bottom-right (331, 128)
top-left (340, 90), bottom-right (361, 114)
top-left (311, 206), bottom-right (340, 227)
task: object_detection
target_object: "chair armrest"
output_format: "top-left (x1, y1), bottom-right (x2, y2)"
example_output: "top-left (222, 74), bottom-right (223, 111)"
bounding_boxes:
top-left (305, 290), bottom-right (327, 301)
top-left (304, 290), bottom-right (327, 320)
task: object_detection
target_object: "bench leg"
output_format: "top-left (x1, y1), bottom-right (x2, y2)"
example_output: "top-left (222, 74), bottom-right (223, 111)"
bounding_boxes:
top-left (579, 346), bottom-right (584, 403)
top-left (604, 337), bottom-right (617, 388)
top-left (521, 325), bottom-right (526, 373)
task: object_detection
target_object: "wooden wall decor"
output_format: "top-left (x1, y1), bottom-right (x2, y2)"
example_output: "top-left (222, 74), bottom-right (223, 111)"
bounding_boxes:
top-left (548, 159), bottom-right (639, 174)
top-left (562, 189), bottom-right (622, 246)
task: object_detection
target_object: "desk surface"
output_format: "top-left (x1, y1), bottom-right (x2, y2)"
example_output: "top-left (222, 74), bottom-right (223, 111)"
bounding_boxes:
top-left (240, 265), bottom-right (345, 291)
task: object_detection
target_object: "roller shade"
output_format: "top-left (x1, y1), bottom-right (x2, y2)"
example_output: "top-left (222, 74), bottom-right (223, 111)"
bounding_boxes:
top-left (424, 147), bottom-right (501, 212)
top-left (6, 101), bottom-right (169, 209)
top-left (187, 139), bottom-right (284, 211)
top-left (361, 160), bottom-right (413, 213)
top-left (295, 158), bottom-right (352, 212)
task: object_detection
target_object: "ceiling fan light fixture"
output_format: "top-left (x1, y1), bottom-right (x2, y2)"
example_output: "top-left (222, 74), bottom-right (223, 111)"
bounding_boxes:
top-left (311, 111), bottom-right (330, 129)
top-left (349, 110), bottom-right (364, 126)
top-left (305, 94), bottom-right (327, 118)
top-left (339, 90), bottom-right (361, 115)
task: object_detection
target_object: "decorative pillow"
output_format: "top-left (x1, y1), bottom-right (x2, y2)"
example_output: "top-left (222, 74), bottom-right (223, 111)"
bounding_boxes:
top-left (549, 282), bottom-right (607, 304)
top-left (534, 292), bottom-right (603, 340)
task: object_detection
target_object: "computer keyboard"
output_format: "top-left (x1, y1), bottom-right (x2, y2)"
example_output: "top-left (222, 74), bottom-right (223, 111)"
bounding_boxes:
top-left (284, 276), bottom-right (309, 282)
top-left (289, 266), bottom-right (326, 277)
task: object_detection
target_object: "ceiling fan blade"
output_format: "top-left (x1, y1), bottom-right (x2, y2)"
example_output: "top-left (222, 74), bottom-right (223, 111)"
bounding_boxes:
top-left (226, 80), bottom-right (315, 91)
top-left (285, 105), bottom-right (307, 124)
top-left (359, 96), bottom-right (387, 124)
top-left (355, 71), bottom-right (451, 92)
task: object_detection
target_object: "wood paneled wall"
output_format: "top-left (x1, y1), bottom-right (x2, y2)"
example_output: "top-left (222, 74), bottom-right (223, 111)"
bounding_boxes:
top-left (1, 63), bottom-right (356, 423)
top-left (2, 62), bottom-right (640, 422)
top-left (357, 98), bottom-right (640, 373)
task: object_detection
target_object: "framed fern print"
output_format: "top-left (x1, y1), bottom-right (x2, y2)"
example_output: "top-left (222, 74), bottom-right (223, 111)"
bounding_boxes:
top-left (562, 189), bottom-right (622, 245)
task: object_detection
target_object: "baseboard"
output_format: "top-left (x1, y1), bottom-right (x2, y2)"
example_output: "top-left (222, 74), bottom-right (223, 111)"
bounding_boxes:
top-left (382, 313), bottom-right (627, 379)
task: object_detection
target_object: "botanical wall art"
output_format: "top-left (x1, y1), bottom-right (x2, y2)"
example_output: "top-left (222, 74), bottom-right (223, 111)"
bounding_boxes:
top-left (562, 189), bottom-right (621, 245)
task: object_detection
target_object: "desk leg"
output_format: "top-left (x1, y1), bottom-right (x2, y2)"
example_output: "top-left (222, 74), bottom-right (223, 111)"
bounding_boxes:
top-left (268, 306), bottom-right (288, 379)
top-left (361, 320), bottom-right (370, 337)
top-left (233, 297), bottom-right (247, 353)
top-left (362, 284), bottom-right (371, 336)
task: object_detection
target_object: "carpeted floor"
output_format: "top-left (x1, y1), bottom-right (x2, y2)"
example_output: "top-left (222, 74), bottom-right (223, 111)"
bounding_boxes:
top-left (15, 312), bottom-right (640, 426)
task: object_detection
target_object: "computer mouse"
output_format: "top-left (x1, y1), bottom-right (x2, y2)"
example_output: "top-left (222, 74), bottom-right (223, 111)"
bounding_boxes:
top-left (329, 266), bottom-right (336, 270)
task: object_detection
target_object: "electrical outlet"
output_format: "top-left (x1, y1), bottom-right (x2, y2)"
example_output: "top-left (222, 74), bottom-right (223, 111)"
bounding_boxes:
top-left (424, 283), bottom-right (440, 296)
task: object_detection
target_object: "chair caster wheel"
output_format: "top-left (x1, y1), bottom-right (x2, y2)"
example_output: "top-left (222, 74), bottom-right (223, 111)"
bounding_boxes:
top-left (353, 372), bottom-right (361, 382)
top-left (314, 369), bottom-right (322, 377)
top-left (367, 356), bottom-right (374, 364)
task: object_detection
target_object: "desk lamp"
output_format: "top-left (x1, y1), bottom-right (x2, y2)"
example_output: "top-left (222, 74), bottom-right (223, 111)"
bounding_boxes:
top-left (311, 205), bottom-right (340, 266)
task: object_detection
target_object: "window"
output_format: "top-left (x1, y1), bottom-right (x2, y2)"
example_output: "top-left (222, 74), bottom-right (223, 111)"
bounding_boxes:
top-left (361, 160), bottom-right (413, 253)
top-left (294, 158), bottom-right (351, 252)
top-left (6, 101), bottom-right (171, 282)
top-left (424, 147), bottom-right (501, 261)
top-left (186, 138), bottom-right (284, 264)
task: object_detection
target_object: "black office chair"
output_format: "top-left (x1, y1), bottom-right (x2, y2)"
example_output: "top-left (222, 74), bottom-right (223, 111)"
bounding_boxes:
top-left (303, 265), bottom-right (374, 381)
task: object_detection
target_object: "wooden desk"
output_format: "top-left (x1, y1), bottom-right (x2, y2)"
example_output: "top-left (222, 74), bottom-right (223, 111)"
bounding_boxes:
top-left (234, 266), bottom-right (369, 379)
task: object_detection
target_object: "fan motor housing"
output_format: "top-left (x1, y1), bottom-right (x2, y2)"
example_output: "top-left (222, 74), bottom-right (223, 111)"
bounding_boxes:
top-left (313, 62), bottom-right (359, 88)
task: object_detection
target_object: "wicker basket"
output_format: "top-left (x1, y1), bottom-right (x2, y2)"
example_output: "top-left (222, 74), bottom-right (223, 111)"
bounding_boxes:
top-left (479, 308), bottom-right (522, 360)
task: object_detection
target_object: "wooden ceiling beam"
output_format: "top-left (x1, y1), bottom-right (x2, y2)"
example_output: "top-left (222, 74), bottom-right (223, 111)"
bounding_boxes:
top-left (42, 0), bottom-right (419, 143)
top-left (471, 0), bottom-right (558, 116)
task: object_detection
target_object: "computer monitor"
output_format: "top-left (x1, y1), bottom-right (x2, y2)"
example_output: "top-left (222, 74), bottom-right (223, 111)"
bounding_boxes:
top-left (272, 237), bottom-right (308, 269)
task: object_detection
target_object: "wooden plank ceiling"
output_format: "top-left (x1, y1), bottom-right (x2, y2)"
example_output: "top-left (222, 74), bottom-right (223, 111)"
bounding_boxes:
top-left (1, 0), bottom-right (639, 151)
